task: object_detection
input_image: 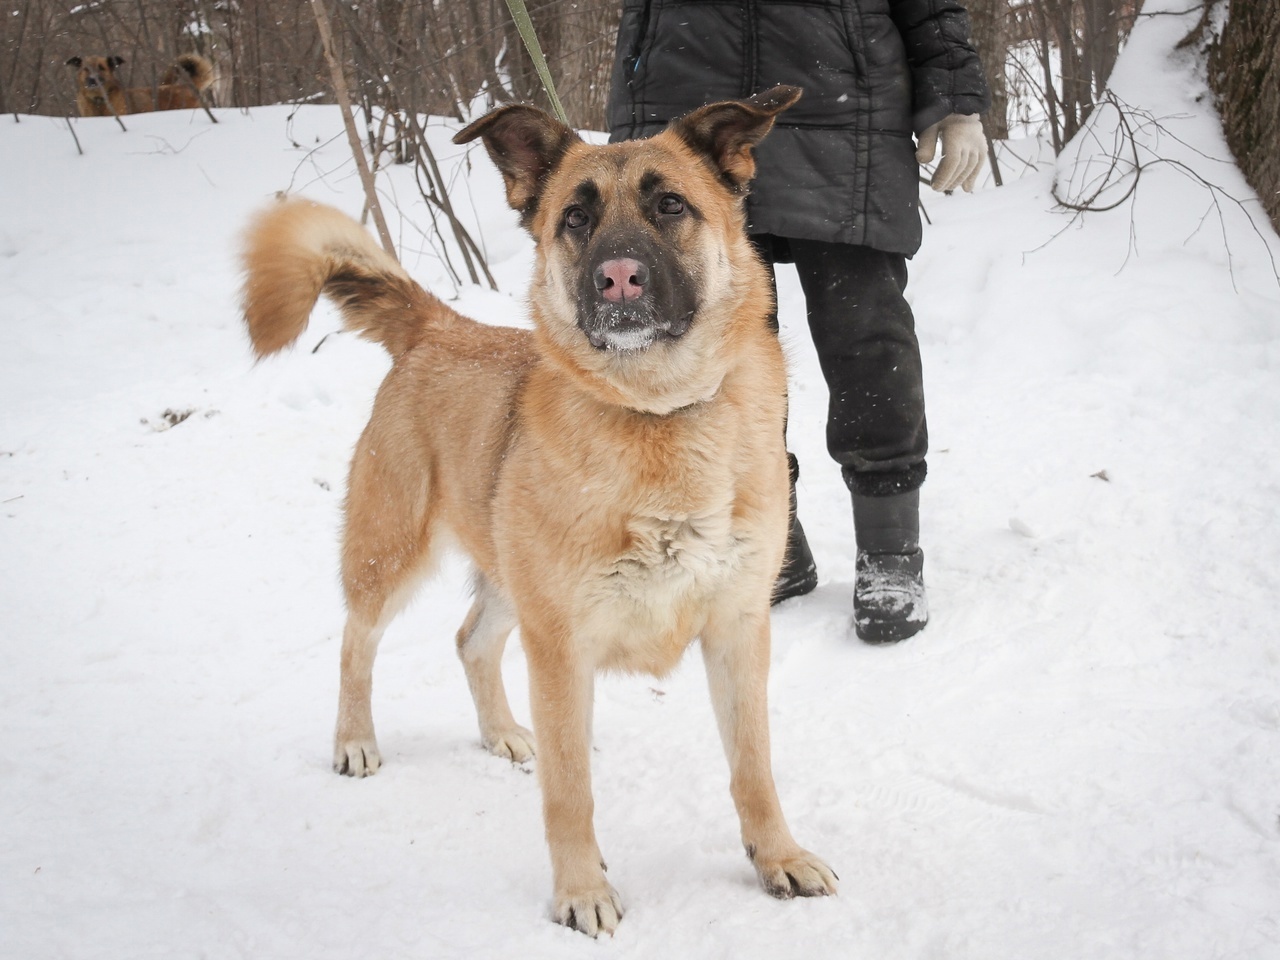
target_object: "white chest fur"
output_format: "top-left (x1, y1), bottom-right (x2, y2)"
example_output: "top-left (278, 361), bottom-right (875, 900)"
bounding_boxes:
top-left (618, 509), bottom-right (735, 581)
top-left (577, 506), bottom-right (751, 674)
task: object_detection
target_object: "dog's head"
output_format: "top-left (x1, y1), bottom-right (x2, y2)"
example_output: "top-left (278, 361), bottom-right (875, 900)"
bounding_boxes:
top-left (66, 55), bottom-right (125, 93)
top-left (454, 87), bottom-right (801, 412)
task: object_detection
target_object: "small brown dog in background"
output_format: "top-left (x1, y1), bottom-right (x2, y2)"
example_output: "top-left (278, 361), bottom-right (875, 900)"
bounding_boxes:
top-left (67, 53), bottom-right (213, 118)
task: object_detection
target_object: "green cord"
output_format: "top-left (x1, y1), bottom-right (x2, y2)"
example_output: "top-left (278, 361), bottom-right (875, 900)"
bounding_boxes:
top-left (503, 0), bottom-right (570, 125)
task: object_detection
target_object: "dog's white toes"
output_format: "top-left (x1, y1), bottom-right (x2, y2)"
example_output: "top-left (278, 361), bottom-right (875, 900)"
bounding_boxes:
top-left (553, 882), bottom-right (624, 938)
top-left (333, 739), bottom-right (381, 777)
top-left (484, 725), bottom-right (536, 763)
top-left (753, 846), bottom-right (838, 900)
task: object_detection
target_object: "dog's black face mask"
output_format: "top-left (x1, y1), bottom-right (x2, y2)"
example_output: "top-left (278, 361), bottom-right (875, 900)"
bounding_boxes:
top-left (561, 173), bottom-right (700, 352)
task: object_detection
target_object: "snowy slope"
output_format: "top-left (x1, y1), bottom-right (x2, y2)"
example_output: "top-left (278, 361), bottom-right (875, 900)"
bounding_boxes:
top-left (2, 4), bottom-right (1278, 958)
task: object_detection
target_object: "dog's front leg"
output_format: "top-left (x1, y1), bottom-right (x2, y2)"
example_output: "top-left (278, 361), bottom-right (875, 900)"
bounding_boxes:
top-left (701, 608), bottom-right (838, 899)
top-left (525, 634), bottom-right (622, 937)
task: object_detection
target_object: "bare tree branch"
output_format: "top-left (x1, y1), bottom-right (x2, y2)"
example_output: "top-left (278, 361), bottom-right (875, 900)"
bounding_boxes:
top-left (309, 0), bottom-right (397, 260)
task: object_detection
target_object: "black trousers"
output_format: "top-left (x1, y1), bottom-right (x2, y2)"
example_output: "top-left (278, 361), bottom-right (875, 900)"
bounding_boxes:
top-left (754, 236), bottom-right (928, 498)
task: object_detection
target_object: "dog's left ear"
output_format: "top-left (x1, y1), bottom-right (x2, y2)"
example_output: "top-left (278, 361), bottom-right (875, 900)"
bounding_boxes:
top-left (453, 105), bottom-right (580, 225)
top-left (108, 55), bottom-right (125, 69)
top-left (669, 85), bottom-right (803, 192)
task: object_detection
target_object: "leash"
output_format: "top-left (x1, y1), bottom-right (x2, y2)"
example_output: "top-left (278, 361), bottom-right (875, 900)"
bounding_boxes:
top-left (503, 0), bottom-right (570, 125)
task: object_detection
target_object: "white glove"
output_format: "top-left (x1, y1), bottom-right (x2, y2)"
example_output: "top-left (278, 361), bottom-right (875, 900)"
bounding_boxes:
top-left (915, 113), bottom-right (987, 193)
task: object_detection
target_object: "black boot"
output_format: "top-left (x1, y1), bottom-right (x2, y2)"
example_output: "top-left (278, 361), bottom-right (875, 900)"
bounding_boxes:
top-left (772, 454), bottom-right (818, 604)
top-left (852, 488), bottom-right (927, 643)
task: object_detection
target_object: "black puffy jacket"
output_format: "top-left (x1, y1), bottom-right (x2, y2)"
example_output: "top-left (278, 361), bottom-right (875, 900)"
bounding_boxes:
top-left (606, 0), bottom-right (990, 255)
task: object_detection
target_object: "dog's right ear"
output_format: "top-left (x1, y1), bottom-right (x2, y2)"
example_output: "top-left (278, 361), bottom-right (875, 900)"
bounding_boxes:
top-left (108, 55), bottom-right (125, 69)
top-left (66, 57), bottom-right (82, 68)
top-left (453, 105), bottom-right (580, 227)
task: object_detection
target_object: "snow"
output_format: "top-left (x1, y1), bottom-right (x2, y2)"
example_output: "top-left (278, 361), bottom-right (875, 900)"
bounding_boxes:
top-left (2, 5), bottom-right (1278, 957)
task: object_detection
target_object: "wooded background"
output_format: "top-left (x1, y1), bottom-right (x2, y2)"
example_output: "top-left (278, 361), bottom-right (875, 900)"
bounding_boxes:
top-left (2, 0), bottom-right (1275, 230)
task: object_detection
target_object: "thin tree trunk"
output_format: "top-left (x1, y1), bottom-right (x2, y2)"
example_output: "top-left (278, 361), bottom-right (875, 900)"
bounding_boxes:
top-left (1212, 0), bottom-right (1280, 232)
top-left (310, 0), bottom-right (398, 259)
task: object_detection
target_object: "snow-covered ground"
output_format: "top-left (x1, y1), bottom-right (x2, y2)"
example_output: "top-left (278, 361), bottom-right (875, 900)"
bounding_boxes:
top-left (2, 5), bottom-right (1278, 958)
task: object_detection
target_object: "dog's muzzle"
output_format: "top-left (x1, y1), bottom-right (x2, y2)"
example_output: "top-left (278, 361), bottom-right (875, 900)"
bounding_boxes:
top-left (582, 257), bottom-right (688, 352)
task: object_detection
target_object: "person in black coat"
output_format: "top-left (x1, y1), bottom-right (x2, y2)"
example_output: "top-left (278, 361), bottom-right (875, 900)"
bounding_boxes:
top-left (607, 0), bottom-right (991, 642)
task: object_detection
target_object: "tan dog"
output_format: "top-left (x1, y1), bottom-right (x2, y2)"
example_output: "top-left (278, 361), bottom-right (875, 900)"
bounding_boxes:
top-left (66, 53), bottom-right (213, 117)
top-left (239, 85), bottom-right (836, 936)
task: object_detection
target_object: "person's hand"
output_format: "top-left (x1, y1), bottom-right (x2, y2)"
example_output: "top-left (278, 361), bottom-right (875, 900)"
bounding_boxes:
top-left (915, 113), bottom-right (986, 193)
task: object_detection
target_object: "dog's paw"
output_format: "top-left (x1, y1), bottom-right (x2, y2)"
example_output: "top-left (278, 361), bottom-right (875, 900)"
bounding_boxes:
top-left (333, 738), bottom-right (381, 777)
top-left (750, 845), bottom-right (838, 899)
top-left (483, 724), bottom-right (536, 763)
top-left (553, 882), bottom-right (624, 938)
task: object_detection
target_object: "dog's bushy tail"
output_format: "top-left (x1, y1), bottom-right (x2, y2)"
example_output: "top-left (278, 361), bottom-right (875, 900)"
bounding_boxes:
top-left (166, 53), bottom-right (214, 92)
top-left (241, 198), bottom-right (450, 360)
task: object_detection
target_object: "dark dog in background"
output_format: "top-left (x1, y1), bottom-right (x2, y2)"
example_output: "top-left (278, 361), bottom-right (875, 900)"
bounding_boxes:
top-left (67, 53), bottom-right (213, 117)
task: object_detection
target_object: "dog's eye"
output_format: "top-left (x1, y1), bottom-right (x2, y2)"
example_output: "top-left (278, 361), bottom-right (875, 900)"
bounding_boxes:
top-left (564, 207), bottom-right (590, 230)
top-left (658, 195), bottom-right (685, 216)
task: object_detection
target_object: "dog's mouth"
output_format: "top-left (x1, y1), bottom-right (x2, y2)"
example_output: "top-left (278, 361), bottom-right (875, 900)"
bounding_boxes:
top-left (581, 302), bottom-right (691, 352)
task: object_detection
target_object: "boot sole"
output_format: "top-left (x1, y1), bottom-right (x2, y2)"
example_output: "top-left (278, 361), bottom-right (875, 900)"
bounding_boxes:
top-left (855, 614), bottom-right (927, 644)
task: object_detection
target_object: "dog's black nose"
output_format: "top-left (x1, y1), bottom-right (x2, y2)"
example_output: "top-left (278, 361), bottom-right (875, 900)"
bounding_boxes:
top-left (593, 258), bottom-right (649, 303)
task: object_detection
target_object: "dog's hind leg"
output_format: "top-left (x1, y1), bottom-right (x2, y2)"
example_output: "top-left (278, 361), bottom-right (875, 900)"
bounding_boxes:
top-left (456, 574), bottom-right (535, 762)
top-left (333, 420), bottom-right (437, 778)
top-left (701, 607), bottom-right (838, 899)
top-left (334, 611), bottom-right (389, 777)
